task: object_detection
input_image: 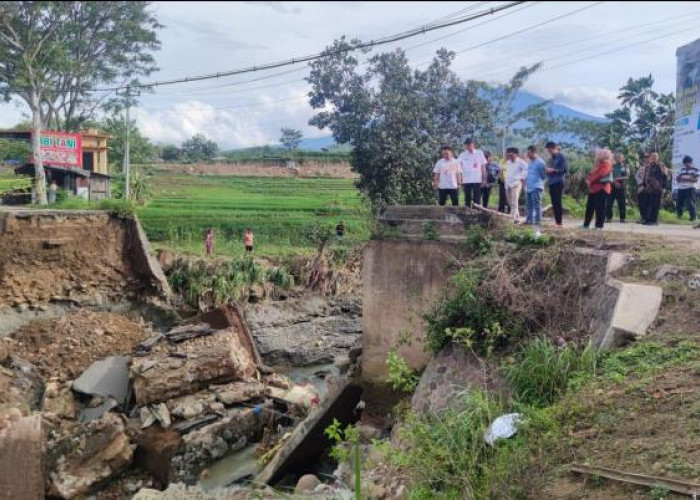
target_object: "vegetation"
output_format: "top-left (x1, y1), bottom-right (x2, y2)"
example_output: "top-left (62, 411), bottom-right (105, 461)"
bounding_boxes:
top-left (0, 1), bottom-right (161, 204)
top-left (137, 171), bottom-right (370, 257)
top-left (324, 419), bottom-right (362, 499)
top-left (167, 256), bottom-right (294, 309)
top-left (279, 128), bottom-right (303, 160)
top-left (386, 349), bottom-right (420, 393)
top-left (502, 338), bottom-right (598, 407)
top-left (424, 267), bottom-right (525, 356)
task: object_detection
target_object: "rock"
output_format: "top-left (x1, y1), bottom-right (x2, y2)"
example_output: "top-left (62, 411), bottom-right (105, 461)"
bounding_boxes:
top-left (295, 474), bottom-right (322, 493)
top-left (334, 356), bottom-right (352, 374)
top-left (395, 484), bottom-right (407, 499)
top-left (130, 327), bottom-right (257, 406)
top-left (209, 402), bottom-right (225, 413)
top-left (43, 381), bottom-right (78, 420)
top-left (48, 413), bottom-right (134, 499)
top-left (412, 345), bottom-right (507, 415)
top-left (265, 373), bottom-right (292, 390)
top-left (79, 398), bottom-right (118, 423)
top-left (72, 356), bottom-right (131, 408)
top-left (357, 423), bottom-right (382, 442)
top-left (215, 381), bottom-right (267, 405)
top-left (655, 264), bottom-right (679, 280)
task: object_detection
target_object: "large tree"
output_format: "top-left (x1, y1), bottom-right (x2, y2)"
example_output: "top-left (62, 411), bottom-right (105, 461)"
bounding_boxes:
top-left (307, 39), bottom-right (494, 209)
top-left (0, 1), bottom-right (161, 204)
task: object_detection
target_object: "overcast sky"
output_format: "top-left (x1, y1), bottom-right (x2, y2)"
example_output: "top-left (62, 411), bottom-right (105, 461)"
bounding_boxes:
top-left (3, 1), bottom-right (700, 149)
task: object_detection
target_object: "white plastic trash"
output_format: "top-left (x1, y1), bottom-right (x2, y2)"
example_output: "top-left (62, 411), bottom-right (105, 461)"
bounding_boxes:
top-left (484, 413), bottom-right (523, 446)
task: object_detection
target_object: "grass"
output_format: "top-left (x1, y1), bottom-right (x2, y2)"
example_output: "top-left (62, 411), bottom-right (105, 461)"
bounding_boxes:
top-left (137, 172), bottom-right (371, 257)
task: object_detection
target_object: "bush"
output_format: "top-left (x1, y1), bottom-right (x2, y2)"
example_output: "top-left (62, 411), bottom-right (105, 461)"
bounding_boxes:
top-left (502, 338), bottom-right (598, 407)
top-left (386, 348), bottom-right (420, 393)
top-left (424, 268), bottom-right (525, 356)
top-left (461, 226), bottom-right (493, 256)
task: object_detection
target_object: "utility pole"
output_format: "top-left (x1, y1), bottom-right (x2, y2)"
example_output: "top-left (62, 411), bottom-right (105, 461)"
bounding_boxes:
top-left (117, 86), bottom-right (140, 201)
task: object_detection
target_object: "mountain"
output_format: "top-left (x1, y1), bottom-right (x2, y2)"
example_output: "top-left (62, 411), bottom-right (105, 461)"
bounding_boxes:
top-left (252, 92), bottom-right (608, 152)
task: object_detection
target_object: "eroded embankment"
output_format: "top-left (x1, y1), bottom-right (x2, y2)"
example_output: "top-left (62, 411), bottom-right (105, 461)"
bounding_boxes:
top-left (0, 210), bottom-right (174, 336)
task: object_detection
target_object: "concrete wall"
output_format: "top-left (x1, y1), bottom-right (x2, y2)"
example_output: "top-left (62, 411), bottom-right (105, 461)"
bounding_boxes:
top-left (362, 239), bottom-right (462, 382)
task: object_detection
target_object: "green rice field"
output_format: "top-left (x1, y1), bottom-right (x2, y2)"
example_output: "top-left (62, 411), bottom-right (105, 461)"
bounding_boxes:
top-left (137, 172), bottom-right (371, 257)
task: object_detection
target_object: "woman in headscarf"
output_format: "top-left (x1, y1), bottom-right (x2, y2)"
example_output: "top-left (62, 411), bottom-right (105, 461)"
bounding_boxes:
top-left (637, 152), bottom-right (668, 225)
top-left (582, 148), bottom-right (613, 230)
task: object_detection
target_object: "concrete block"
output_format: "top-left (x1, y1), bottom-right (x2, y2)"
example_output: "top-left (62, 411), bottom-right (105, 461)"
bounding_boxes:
top-left (598, 280), bottom-right (663, 348)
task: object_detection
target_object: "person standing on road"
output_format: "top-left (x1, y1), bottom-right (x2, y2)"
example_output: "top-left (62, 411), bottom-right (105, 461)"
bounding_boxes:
top-left (545, 141), bottom-right (567, 226)
top-left (525, 145), bottom-right (546, 226)
top-left (505, 147), bottom-right (528, 223)
top-left (676, 155), bottom-right (699, 222)
top-left (606, 152), bottom-right (629, 223)
top-left (636, 153), bottom-right (651, 223)
top-left (582, 148), bottom-right (613, 230)
top-left (458, 138), bottom-right (487, 207)
top-left (481, 151), bottom-right (501, 209)
top-left (433, 145), bottom-right (462, 206)
top-left (638, 152), bottom-right (668, 226)
top-left (498, 156), bottom-right (510, 214)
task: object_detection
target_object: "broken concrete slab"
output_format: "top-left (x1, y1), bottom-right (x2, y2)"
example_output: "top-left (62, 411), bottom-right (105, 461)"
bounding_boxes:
top-left (135, 426), bottom-right (183, 486)
top-left (48, 413), bottom-right (134, 499)
top-left (0, 414), bottom-right (44, 500)
top-left (165, 324), bottom-right (217, 343)
top-left (597, 279), bottom-right (663, 348)
top-left (169, 407), bottom-right (268, 484)
top-left (73, 356), bottom-right (131, 408)
top-left (130, 327), bottom-right (258, 406)
top-left (213, 381), bottom-right (268, 406)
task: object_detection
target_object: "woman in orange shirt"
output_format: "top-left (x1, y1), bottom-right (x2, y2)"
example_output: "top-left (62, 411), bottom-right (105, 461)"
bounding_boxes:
top-left (582, 148), bottom-right (613, 230)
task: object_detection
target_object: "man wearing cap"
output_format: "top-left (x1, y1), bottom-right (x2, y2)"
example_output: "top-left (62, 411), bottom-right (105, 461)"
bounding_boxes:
top-left (545, 141), bottom-right (568, 226)
top-left (458, 138), bottom-right (487, 207)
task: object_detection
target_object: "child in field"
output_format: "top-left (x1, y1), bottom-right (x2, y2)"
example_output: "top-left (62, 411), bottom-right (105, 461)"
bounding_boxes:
top-left (243, 228), bottom-right (254, 253)
top-left (204, 228), bottom-right (215, 257)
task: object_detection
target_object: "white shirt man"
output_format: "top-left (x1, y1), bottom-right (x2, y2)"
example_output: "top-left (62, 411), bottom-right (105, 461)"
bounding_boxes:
top-left (433, 146), bottom-right (462, 206)
top-left (457, 139), bottom-right (487, 207)
top-left (505, 148), bottom-right (529, 222)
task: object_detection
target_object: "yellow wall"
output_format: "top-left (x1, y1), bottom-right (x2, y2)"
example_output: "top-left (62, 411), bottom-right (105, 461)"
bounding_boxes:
top-left (81, 131), bottom-right (109, 175)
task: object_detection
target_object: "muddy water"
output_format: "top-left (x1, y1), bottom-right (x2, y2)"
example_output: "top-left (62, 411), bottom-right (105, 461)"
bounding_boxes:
top-left (199, 443), bottom-right (263, 490)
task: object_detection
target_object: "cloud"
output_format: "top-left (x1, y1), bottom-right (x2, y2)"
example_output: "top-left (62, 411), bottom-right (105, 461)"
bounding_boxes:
top-left (243, 2), bottom-right (301, 15)
top-left (166, 17), bottom-right (267, 50)
top-left (136, 91), bottom-right (327, 149)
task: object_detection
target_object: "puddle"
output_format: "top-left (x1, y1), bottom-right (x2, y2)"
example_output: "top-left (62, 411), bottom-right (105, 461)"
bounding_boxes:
top-left (199, 443), bottom-right (263, 490)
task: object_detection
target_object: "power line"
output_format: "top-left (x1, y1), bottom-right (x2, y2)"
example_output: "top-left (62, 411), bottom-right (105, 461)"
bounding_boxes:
top-left (451, 9), bottom-right (700, 76)
top-left (416, 1), bottom-right (604, 67)
top-left (3, 1), bottom-right (526, 94)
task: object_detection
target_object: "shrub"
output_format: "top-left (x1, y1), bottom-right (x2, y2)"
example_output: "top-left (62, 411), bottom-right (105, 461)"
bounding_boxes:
top-left (461, 226), bottom-right (493, 256)
top-left (424, 268), bottom-right (525, 356)
top-left (502, 338), bottom-right (598, 407)
top-left (423, 220), bottom-right (438, 240)
top-left (386, 348), bottom-right (420, 393)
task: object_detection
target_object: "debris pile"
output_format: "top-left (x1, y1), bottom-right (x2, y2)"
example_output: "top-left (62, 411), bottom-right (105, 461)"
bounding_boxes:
top-left (0, 304), bottom-right (330, 499)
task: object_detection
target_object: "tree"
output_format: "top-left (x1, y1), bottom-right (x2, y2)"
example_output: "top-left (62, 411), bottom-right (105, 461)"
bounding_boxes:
top-left (160, 144), bottom-right (182, 162)
top-left (181, 134), bottom-right (219, 162)
top-left (487, 63), bottom-right (550, 157)
top-left (280, 128), bottom-right (302, 159)
top-left (0, 138), bottom-right (31, 163)
top-left (0, 2), bottom-right (161, 204)
top-left (99, 116), bottom-right (155, 167)
top-left (307, 39), bottom-right (494, 209)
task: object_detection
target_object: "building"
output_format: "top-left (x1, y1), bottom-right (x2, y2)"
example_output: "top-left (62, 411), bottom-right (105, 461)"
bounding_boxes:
top-left (0, 128), bottom-right (112, 201)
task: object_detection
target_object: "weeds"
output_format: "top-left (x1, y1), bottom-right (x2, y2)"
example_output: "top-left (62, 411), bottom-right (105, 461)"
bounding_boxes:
top-left (503, 338), bottom-right (598, 407)
top-left (386, 348), bottom-right (420, 393)
top-left (423, 220), bottom-right (438, 240)
top-left (424, 268), bottom-right (525, 356)
top-left (461, 226), bottom-right (493, 256)
top-left (324, 419), bottom-right (362, 500)
top-left (167, 256), bottom-right (295, 309)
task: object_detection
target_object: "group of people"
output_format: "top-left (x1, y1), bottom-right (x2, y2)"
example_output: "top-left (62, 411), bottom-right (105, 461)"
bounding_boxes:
top-left (432, 138), bottom-right (568, 227)
top-left (433, 138), bottom-right (700, 230)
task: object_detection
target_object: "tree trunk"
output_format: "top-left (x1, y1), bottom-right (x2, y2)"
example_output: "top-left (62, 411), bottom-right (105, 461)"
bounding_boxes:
top-left (30, 91), bottom-right (48, 205)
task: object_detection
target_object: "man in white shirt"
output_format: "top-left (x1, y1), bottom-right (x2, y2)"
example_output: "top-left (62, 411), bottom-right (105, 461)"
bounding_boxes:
top-left (504, 147), bottom-right (529, 222)
top-left (458, 138), bottom-right (487, 207)
top-left (433, 145), bottom-right (462, 206)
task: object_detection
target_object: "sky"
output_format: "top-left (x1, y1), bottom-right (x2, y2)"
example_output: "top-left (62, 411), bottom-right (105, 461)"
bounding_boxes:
top-left (3, 1), bottom-right (700, 149)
